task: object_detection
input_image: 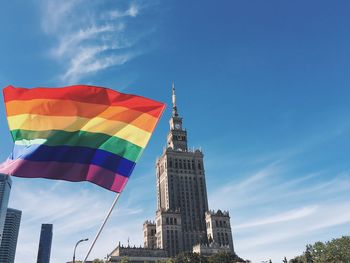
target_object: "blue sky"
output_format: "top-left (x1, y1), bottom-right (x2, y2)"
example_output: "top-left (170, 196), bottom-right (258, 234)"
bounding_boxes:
top-left (0, 0), bottom-right (350, 262)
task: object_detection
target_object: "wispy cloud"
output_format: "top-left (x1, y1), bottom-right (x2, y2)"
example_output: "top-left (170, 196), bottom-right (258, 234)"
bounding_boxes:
top-left (40, 0), bottom-right (149, 83)
top-left (9, 179), bottom-right (146, 263)
top-left (235, 206), bottom-right (318, 229)
top-left (208, 156), bottom-right (350, 262)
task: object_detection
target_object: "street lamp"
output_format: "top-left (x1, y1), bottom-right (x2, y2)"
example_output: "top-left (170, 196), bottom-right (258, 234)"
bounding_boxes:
top-left (73, 238), bottom-right (89, 263)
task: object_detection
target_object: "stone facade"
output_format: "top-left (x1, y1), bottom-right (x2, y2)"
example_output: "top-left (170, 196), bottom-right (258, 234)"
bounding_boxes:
top-left (143, 220), bottom-right (156, 249)
top-left (193, 242), bottom-right (231, 257)
top-left (155, 209), bottom-right (183, 257)
top-left (109, 244), bottom-right (168, 263)
top-left (206, 210), bottom-right (234, 251)
top-left (145, 85), bottom-right (235, 257)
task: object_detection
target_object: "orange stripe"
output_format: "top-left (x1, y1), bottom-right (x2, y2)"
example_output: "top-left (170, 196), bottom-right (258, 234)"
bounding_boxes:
top-left (4, 85), bottom-right (165, 118)
top-left (6, 99), bottom-right (158, 133)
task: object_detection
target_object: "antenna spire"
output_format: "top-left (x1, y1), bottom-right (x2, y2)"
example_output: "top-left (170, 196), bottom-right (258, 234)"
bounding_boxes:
top-left (172, 82), bottom-right (178, 116)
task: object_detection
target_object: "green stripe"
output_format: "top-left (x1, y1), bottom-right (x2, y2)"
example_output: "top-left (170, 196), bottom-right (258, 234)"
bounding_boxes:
top-left (11, 129), bottom-right (143, 163)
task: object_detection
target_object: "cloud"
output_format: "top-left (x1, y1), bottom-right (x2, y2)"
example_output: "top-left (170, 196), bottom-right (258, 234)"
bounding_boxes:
top-left (40, 0), bottom-right (148, 83)
top-left (234, 206), bottom-right (318, 229)
top-left (9, 179), bottom-right (146, 263)
top-left (207, 157), bottom-right (350, 262)
top-left (104, 4), bottom-right (140, 19)
top-left (40, 0), bottom-right (80, 34)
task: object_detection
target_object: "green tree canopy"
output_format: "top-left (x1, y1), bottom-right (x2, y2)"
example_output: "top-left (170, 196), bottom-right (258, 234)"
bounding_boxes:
top-left (290, 236), bottom-right (350, 263)
top-left (207, 251), bottom-right (245, 263)
top-left (120, 256), bottom-right (130, 263)
top-left (174, 252), bottom-right (206, 263)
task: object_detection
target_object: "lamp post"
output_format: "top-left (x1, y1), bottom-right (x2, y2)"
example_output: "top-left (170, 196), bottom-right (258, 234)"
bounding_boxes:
top-left (73, 238), bottom-right (89, 263)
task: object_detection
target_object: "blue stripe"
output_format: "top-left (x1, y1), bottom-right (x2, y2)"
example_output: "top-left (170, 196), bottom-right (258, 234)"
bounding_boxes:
top-left (11, 144), bottom-right (135, 178)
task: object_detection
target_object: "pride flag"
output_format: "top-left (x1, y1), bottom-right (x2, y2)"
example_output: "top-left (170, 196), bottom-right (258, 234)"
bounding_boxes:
top-left (0, 85), bottom-right (165, 192)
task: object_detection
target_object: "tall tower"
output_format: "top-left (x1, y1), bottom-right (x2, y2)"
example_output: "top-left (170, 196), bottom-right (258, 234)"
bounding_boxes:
top-left (143, 220), bottom-right (156, 249)
top-left (0, 208), bottom-right (22, 263)
top-left (166, 83), bottom-right (188, 152)
top-left (156, 84), bottom-right (209, 255)
top-left (205, 210), bottom-right (234, 251)
top-left (36, 224), bottom-right (53, 263)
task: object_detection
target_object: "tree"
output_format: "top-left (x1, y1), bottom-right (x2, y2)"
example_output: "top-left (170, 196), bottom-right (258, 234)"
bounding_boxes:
top-left (120, 256), bottom-right (130, 263)
top-left (174, 252), bottom-right (206, 263)
top-left (290, 257), bottom-right (303, 263)
top-left (208, 251), bottom-right (245, 263)
top-left (305, 245), bottom-right (313, 263)
top-left (157, 259), bottom-right (175, 263)
top-left (290, 236), bottom-right (350, 263)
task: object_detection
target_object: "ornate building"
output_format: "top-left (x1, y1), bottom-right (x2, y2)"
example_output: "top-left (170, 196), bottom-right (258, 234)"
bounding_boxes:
top-left (144, 85), bottom-right (235, 257)
top-left (109, 243), bottom-right (168, 263)
top-left (205, 210), bottom-right (234, 251)
top-left (143, 220), bottom-right (156, 249)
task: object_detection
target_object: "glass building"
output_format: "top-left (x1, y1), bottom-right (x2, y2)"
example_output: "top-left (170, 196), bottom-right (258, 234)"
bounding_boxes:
top-left (0, 208), bottom-right (22, 263)
top-left (0, 174), bottom-right (12, 245)
top-left (37, 224), bottom-right (53, 263)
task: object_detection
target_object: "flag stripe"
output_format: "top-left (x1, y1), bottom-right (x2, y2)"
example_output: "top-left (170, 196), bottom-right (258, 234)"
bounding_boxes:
top-left (0, 159), bottom-right (128, 193)
top-left (8, 114), bottom-right (151, 148)
top-left (11, 129), bottom-right (142, 162)
top-left (4, 85), bottom-right (164, 118)
top-left (6, 99), bottom-right (158, 133)
top-left (12, 144), bottom-right (135, 177)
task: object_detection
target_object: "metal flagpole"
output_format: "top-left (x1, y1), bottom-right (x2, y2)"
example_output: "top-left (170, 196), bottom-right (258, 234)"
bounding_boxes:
top-left (82, 192), bottom-right (121, 263)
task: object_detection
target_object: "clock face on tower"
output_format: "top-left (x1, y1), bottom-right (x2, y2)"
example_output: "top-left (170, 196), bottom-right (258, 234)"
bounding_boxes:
top-left (175, 123), bottom-right (181, 130)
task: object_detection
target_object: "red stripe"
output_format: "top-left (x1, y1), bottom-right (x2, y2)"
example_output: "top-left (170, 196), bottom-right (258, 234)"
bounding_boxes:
top-left (3, 85), bottom-right (165, 118)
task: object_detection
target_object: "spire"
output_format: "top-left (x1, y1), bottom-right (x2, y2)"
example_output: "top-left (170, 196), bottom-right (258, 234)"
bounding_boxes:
top-left (172, 82), bottom-right (178, 116)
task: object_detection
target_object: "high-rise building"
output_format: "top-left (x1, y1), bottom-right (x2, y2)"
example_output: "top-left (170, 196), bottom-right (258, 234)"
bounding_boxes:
top-left (0, 208), bottom-right (22, 263)
top-left (37, 224), bottom-right (53, 263)
top-left (153, 85), bottom-right (209, 256)
top-left (0, 174), bottom-right (12, 244)
top-left (144, 85), bottom-right (235, 257)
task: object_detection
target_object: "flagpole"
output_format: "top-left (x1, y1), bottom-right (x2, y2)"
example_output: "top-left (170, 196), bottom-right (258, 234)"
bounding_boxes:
top-left (82, 192), bottom-right (121, 263)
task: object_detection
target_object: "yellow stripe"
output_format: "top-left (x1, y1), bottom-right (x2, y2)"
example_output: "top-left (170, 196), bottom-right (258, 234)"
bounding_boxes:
top-left (6, 99), bottom-right (159, 133)
top-left (8, 114), bottom-right (151, 148)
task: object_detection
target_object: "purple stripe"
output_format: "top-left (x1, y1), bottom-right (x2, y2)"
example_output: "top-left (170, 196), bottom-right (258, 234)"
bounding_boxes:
top-left (0, 159), bottom-right (128, 193)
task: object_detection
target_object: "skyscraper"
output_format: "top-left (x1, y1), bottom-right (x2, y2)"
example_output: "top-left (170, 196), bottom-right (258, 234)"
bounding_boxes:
top-left (0, 174), bottom-right (12, 245)
top-left (154, 84), bottom-right (209, 257)
top-left (37, 224), bottom-right (53, 263)
top-left (0, 208), bottom-right (22, 263)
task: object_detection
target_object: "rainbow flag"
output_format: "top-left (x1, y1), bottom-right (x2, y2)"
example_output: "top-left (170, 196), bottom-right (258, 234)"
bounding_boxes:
top-left (0, 85), bottom-right (165, 192)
